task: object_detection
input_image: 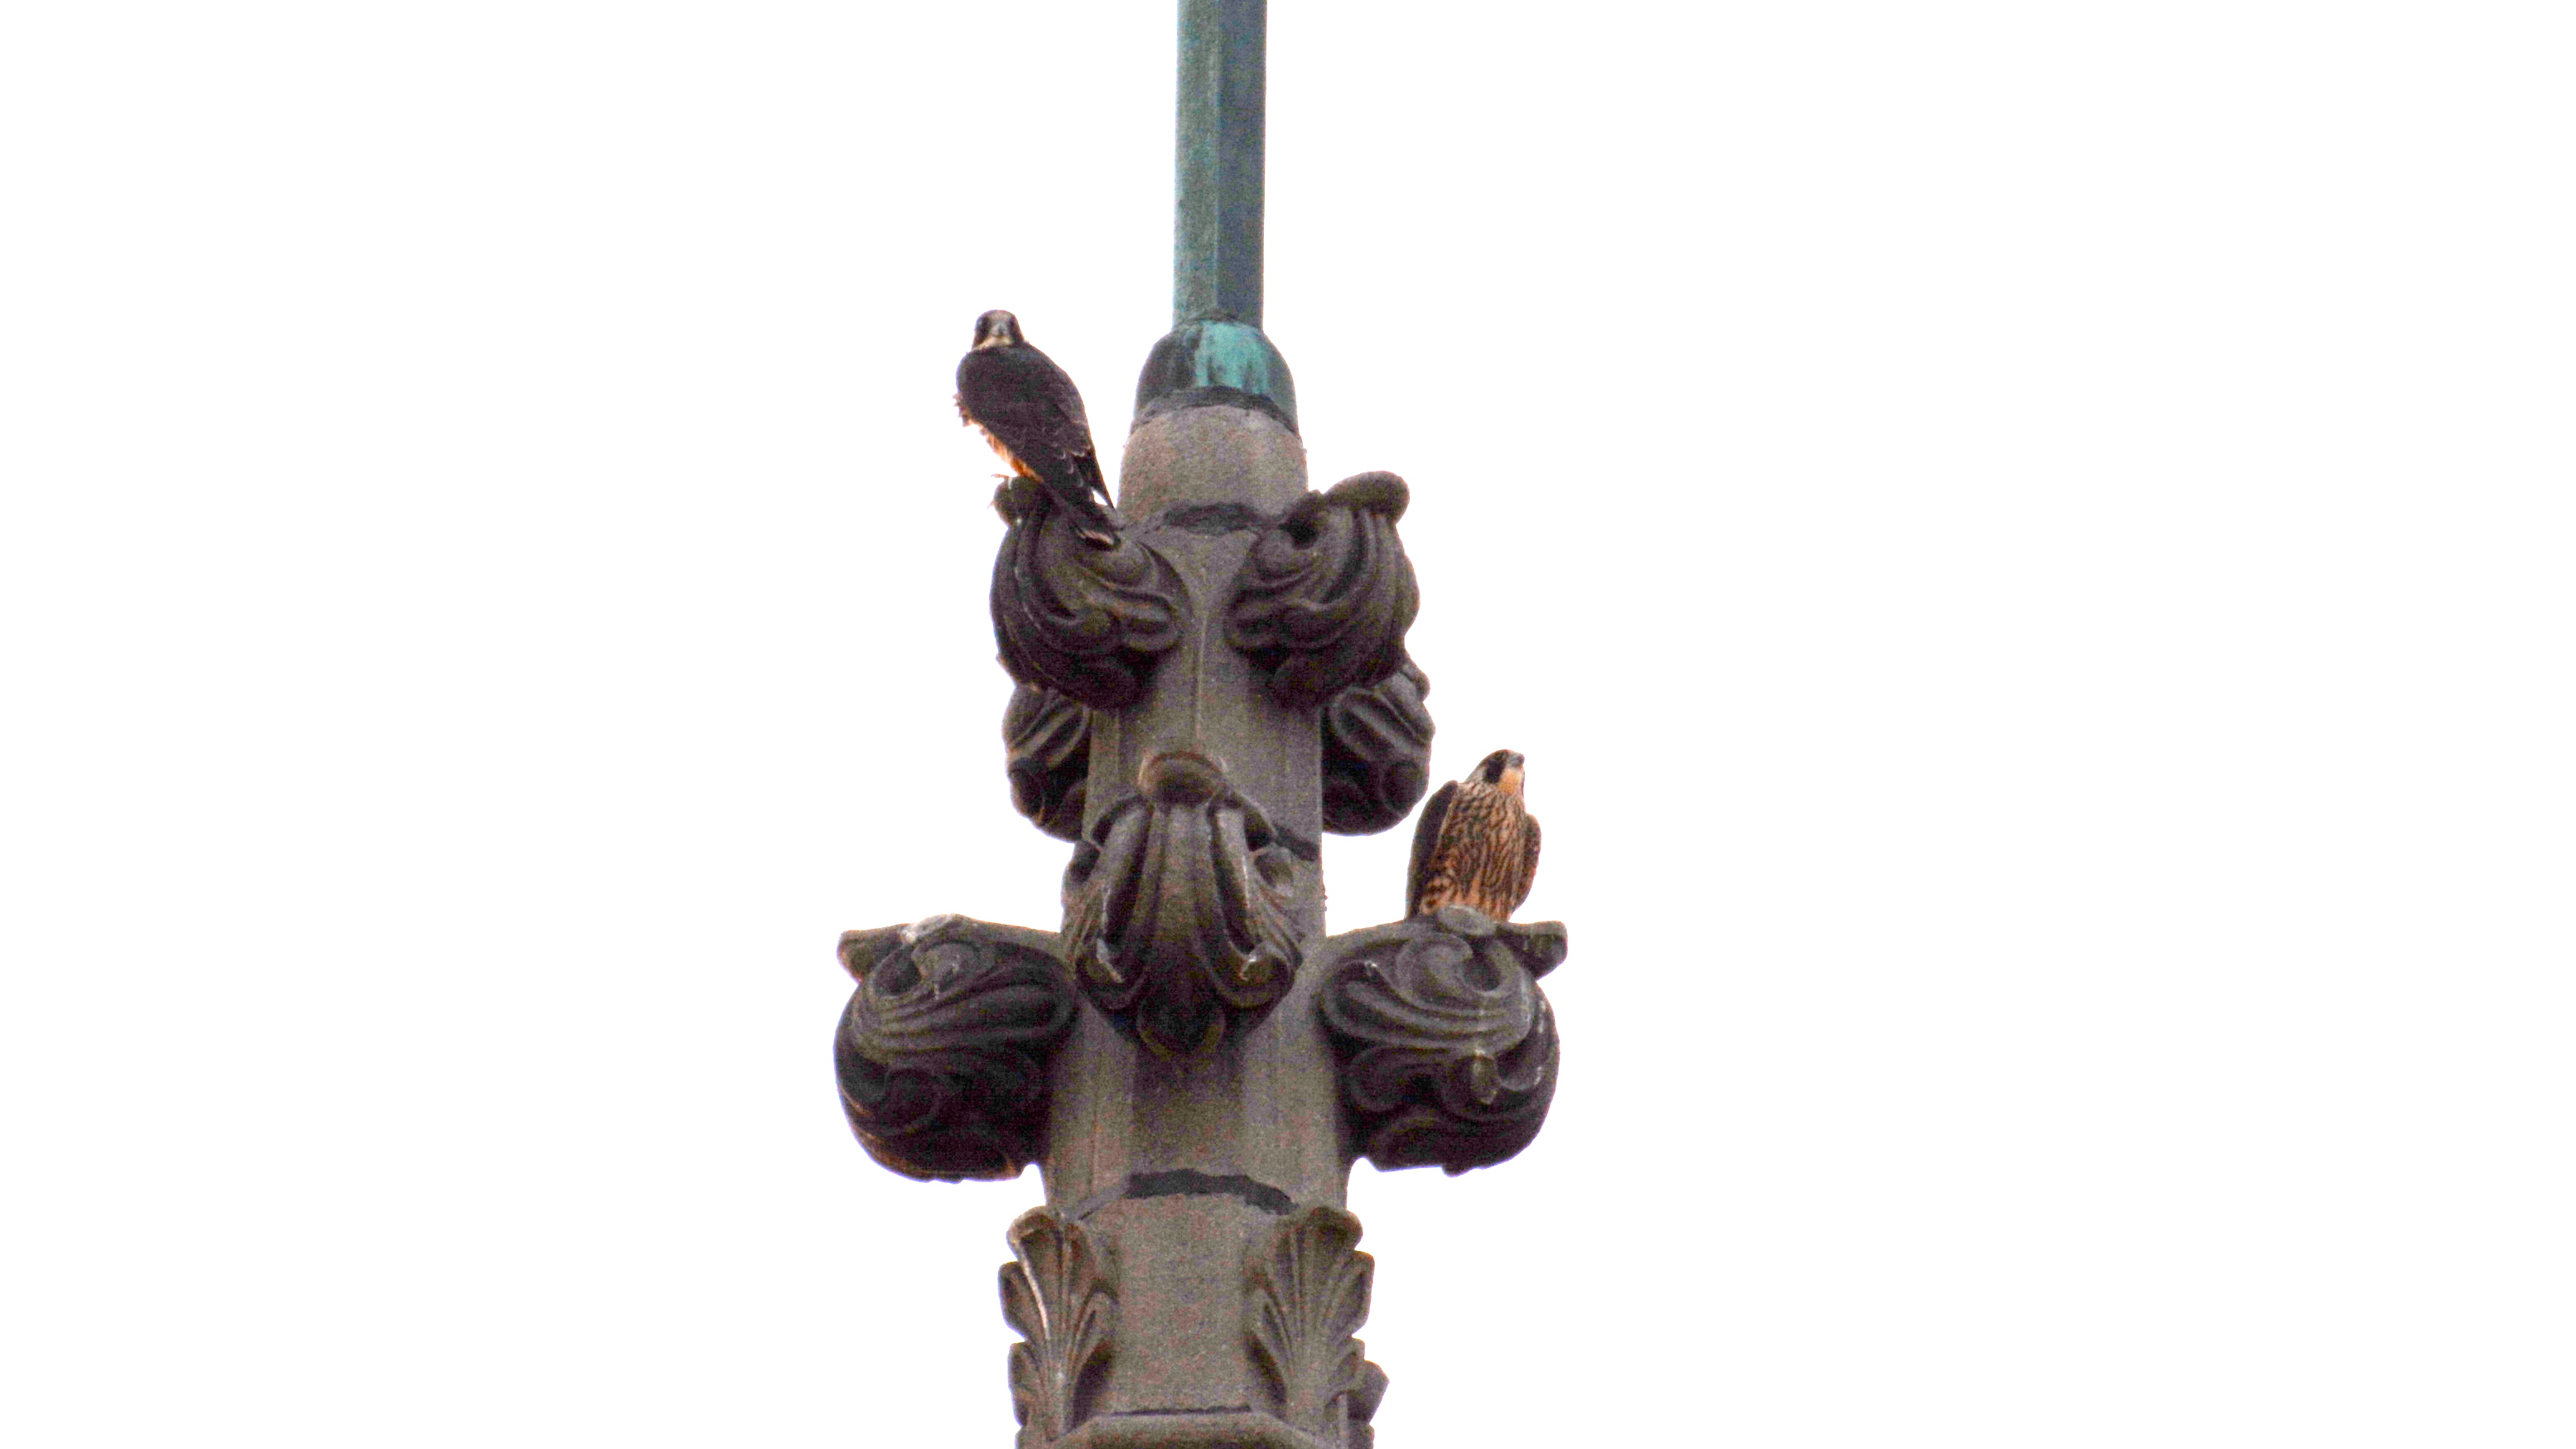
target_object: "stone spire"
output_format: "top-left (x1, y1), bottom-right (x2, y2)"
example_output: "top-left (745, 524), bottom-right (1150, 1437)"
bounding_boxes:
top-left (831, 6), bottom-right (1569, 1443)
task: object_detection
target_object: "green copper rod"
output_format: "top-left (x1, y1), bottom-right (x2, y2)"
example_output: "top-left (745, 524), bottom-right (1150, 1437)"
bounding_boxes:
top-left (1174, 0), bottom-right (1265, 328)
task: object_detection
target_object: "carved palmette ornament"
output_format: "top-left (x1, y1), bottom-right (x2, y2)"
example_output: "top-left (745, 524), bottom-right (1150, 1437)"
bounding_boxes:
top-left (1319, 655), bottom-right (1434, 836)
top-left (1319, 907), bottom-right (1567, 1174)
top-left (1061, 751), bottom-right (1303, 1058)
top-left (991, 476), bottom-right (1187, 710)
top-left (1003, 682), bottom-right (1089, 842)
top-left (1000, 1206), bottom-right (1117, 1449)
top-left (1246, 1206), bottom-right (1389, 1449)
top-left (833, 916), bottom-right (1078, 1181)
top-left (1226, 471), bottom-right (1420, 710)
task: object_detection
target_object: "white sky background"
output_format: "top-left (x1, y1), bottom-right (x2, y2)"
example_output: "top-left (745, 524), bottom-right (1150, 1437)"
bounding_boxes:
top-left (3, 1), bottom-right (2570, 1444)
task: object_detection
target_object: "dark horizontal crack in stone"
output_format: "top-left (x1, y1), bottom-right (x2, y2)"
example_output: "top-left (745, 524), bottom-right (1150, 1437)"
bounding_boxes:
top-left (1126, 1169), bottom-right (1295, 1214)
top-left (1072, 1169), bottom-right (1298, 1219)
top-left (1155, 501), bottom-right (1270, 535)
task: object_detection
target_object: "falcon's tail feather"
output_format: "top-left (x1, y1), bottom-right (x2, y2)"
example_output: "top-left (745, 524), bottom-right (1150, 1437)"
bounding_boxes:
top-left (1041, 474), bottom-right (1123, 548)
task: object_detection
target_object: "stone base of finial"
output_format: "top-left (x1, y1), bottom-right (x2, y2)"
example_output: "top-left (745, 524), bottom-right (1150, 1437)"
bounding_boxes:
top-left (1120, 396), bottom-right (1307, 520)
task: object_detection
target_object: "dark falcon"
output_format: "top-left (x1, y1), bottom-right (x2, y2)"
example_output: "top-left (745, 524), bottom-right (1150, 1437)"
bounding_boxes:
top-left (954, 309), bottom-right (1120, 545)
top-left (1406, 749), bottom-right (1542, 920)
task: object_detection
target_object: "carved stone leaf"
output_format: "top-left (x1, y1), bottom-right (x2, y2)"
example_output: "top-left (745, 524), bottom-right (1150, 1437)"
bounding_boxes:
top-left (1246, 1206), bottom-right (1386, 1447)
top-left (991, 478), bottom-right (1188, 709)
top-left (1318, 910), bottom-right (1567, 1174)
top-left (834, 916), bottom-right (1078, 1181)
top-left (1000, 1207), bottom-right (1117, 1448)
top-left (1319, 656), bottom-right (1434, 836)
top-left (1226, 471), bottom-right (1420, 710)
top-left (1003, 682), bottom-right (1090, 842)
top-left (1061, 751), bottom-right (1302, 1059)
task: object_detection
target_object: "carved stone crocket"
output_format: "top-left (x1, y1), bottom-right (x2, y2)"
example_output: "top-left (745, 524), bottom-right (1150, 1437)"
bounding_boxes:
top-left (1405, 749), bottom-right (1541, 920)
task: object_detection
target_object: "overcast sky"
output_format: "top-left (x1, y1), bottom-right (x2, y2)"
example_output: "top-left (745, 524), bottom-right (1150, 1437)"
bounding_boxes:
top-left (5, 2), bottom-right (2570, 1445)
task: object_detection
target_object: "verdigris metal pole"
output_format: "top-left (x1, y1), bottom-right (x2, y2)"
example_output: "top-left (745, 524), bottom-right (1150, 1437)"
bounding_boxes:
top-left (1136, 0), bottom-right (1296, 437)
top-left (1175, 0), bottom-right (1266, 328)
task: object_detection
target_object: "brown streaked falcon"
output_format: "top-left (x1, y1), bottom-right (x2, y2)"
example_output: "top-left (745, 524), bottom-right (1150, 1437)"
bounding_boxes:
top-left (954, 309), bottom-right (1120, 546)
top-left (1406, 749), bottom-right (1541, 920)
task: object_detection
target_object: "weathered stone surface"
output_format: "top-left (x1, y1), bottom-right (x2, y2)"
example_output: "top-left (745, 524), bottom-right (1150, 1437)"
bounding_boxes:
top-left (1119, 402), bottom-right (1307, 519)
top-left (1062, 751), bottom-right (1302, 1058)
top-left (833, 916), bottom-right (1078, 1181)
top-left (1317, 907), bottom-right (1566, 1175)
top-left (1002, 1206), bottom-right (1119, 1449)
top-left (1226, 473), bottom-right (1418, 710)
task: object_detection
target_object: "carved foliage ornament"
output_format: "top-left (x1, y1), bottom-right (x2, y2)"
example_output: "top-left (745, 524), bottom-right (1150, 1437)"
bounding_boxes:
top-left (834, 916), bottom-right (1078, 1181)
top-left (1062, 751), bottom-right (1302, 1058)
top-left (1319, 907), bottom-right (1567, 1175)
top-left (1003, 682), bottom-right (1089, 842)
top-left (1319, 656), bottom-right (1434, 836)
top-left (991, 476), bottom-right (1187, 710)
top-left (1227, 472), bottom-right (1421, 710)
top-left (1005, 625), bottom-right (1429, 845)
top-left (1001, 1206), bottom-right (1117, 1449)
top-left (1246, 1206), bottom-right (1388, 1448)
